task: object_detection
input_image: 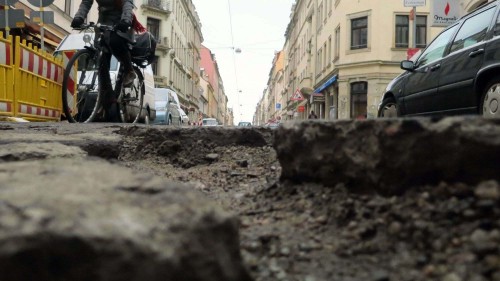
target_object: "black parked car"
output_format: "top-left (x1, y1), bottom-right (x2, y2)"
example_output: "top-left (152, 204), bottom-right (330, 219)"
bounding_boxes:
top-left (378, 1), bottom-right (500, 118)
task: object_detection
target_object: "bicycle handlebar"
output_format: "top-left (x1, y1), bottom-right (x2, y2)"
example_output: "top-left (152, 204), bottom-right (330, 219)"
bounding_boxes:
top-left (73, 22), bottom-right (115, 32)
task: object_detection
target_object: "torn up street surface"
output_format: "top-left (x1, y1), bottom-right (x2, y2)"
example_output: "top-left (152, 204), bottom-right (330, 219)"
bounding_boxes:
top-left (0, 117), bottom-right (499, 281)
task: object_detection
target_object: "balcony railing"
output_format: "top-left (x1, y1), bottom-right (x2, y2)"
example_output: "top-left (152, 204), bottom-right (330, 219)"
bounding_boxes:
top-left (142, 0), bottom-right (170, 12)
top-left (154, 76), bottom-right (168, 87)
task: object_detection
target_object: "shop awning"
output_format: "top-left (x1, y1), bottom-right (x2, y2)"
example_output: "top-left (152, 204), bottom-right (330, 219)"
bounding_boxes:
top-left (314, 74), bottom-right (338, 93)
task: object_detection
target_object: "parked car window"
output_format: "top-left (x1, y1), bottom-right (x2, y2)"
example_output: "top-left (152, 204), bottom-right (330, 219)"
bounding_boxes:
top-left (450, 7), bottom-right (495, 53)
top-left (495, 10), bottom-right (500, 36)
top-left (417, 24), bottom-right (459, 67)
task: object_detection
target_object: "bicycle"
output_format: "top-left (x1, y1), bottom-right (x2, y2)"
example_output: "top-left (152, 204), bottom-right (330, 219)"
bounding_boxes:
top-left (61, 22), bottom-right (147, 123)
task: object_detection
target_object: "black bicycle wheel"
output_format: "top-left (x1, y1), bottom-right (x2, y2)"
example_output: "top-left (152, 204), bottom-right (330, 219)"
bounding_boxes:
top-left (61, 49), bottom-right (102, 123)
top-left (118, 66), bottom-right (145, 123)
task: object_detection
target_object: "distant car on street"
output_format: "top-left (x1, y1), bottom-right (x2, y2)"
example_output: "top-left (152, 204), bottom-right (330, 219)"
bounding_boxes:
top-left (202, 118), bottom-right (218, 126)
top-left (155, 88), bottom-right (190, 125)
top-left (264, 122), bottom-right (280, 129)
top-left (153, 89), bottom-right (181, 125)
top-left (179, 108), bottom-right (189, 124)
top-left (238, 121), bottom-right (252, 127)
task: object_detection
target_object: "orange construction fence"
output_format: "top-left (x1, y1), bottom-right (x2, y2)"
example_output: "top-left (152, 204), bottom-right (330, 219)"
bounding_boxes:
top-left (0, 32), bottom-right (64, 122)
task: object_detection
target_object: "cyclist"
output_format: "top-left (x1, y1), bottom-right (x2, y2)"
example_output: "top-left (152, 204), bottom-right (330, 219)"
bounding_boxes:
top-left (71, 0), bottom-right (138, 120)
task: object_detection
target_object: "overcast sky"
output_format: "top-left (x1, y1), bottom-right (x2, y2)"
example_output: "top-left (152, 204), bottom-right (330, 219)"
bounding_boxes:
top-left (192, 0), bottom-right (295, 124)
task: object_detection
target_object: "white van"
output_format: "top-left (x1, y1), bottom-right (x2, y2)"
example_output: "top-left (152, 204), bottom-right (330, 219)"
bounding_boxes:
top-left (54, 33), bottom-right (156, 123)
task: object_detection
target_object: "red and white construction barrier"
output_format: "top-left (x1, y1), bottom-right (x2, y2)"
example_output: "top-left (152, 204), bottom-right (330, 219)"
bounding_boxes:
top-left (63, 51), bottom-right (76, 110)
top-left (0, 41), bottom-right (11, 65)
top-left (0, 101), bottom-right (12, 113)
top-left (18, 104), bottom-right (59, 118)
top-left (19, 48), bottom-right (63, 83)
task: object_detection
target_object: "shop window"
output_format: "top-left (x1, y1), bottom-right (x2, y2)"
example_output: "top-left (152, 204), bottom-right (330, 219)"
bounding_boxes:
top-left (351, 82), bottom-right (367, 119)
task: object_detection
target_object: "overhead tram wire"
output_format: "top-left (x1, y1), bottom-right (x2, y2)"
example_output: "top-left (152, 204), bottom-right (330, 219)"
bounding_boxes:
top-left (227, 0), bottom-right (241, 122)
top-left (203, 38), bottom-right (284, 49)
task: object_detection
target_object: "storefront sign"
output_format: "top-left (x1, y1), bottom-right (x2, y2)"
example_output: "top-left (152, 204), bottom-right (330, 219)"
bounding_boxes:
top-left (314, 75), bottom-right (338, 93)
top-left (432, 0), bottom-right (459, 27)
top-left (310, 93), bottom-right (325, 103)
top-left (404, 0), bottom-right (425, 7)
top-left (297, 106), bottom-right (305, 113)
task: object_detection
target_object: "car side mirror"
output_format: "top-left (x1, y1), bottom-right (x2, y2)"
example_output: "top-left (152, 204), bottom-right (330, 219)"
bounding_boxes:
top-left (400, 60), bottom-right (415, 71)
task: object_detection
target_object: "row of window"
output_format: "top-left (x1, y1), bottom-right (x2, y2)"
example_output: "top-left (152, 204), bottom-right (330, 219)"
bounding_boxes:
top-left (312, 15), bottom-right (429, 76)
top-left (291, 14), bottom-right (430, 83)
top-left (351, 15), bottom-right (427, 50)
top-left (147, 17), bottom-right (194, 67)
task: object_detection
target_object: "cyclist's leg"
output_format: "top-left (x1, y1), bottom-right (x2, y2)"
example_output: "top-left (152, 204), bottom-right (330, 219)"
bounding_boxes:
top-left (109, 32), bottom-right (135, 86)
top-left (99, 52), bottom-right (120, 122)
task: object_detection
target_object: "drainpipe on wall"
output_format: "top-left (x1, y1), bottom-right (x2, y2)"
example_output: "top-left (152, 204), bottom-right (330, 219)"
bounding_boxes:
top-left (313, 0), bottom-right (318, 119)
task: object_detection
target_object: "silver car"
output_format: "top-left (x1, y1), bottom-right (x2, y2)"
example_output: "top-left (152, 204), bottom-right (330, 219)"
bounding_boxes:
top-left (153, 91), bottom-right (182, 125)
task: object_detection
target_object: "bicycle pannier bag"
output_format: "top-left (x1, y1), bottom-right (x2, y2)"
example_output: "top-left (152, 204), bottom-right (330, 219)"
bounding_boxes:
top-left (131, 32), bottom-right (157, 66)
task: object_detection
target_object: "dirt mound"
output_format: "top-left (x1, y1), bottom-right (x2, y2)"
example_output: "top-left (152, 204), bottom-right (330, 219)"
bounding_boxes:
top-left (117, 124), bottom-right (500, 281)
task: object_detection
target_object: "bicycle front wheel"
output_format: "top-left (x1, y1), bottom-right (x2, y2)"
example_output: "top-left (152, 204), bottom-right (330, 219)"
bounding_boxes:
top-left (118, 67), bottom-right (145, 123)
top-left (61, 49), bottom-right (102, 123)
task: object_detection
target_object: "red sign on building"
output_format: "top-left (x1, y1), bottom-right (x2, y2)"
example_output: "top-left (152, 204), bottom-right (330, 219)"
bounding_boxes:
top-left (297, 106), bottom-right (305, 113)
top-left (407, 48), bottom-right (420, 60)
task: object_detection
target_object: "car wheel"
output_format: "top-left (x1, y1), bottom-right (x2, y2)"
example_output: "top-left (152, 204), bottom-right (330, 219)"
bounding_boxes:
top-left (481, 79), bottom-right (500, 118)
top-left (378, 98), bottom-right (399, 118)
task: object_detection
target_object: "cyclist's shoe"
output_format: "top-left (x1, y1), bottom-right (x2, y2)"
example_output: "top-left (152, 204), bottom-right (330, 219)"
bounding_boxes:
top-left (123, 70), bottom-right (136, 87)
top-left (104, 100), bottom-right (121, 123)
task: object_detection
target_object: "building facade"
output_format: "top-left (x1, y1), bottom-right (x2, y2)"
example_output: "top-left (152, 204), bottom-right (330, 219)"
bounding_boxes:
top-left (260, 0), bottom-right (493, 121)
top-left (136, 0), bottom-right (203, 123)
top-left (199, 44), bottom-right (230, 125)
